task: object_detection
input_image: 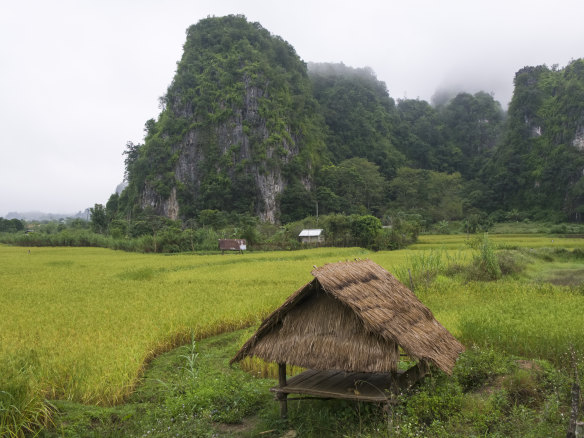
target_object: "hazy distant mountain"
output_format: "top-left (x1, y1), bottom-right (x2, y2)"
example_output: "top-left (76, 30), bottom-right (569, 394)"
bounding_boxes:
top-left (5, 210), bottom-right (90, 221)
top-left (115, 182), bottom-right (128, 195)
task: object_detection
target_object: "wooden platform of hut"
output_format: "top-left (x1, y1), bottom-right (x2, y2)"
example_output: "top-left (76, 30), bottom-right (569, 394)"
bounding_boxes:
top-left (270, 360), bottom-right (430, 416)
top-left (272, 369), bottom-right (402, 402)
top-left (231, 259), bottom-right (464, 417)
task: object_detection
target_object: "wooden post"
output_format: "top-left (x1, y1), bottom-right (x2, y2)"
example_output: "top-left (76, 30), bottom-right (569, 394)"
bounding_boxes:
top-left (568, 347), bottom-right (581, 438)
top-left (278, 362), bottom-right (288, 418)
top-left (567, 378), bottom-right (580, 438)
top-left (408, 269), bottom-right (414, 291)
top-left (397, 360), bottom-right (429, 392)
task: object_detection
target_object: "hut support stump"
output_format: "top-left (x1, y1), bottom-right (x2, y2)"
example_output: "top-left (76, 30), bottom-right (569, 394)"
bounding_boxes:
top-left (278, 362), bottom-right (288, 418)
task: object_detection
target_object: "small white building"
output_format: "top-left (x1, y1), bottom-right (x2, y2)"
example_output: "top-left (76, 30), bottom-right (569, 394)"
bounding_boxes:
top-left (299, 229), bottom-right (324, 244)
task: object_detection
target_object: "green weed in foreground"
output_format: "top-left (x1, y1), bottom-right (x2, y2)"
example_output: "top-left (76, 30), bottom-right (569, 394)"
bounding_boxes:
top-left (37, 330), bottom-right (577, 437)
top-left (0, 350), bottom-right (54, 438)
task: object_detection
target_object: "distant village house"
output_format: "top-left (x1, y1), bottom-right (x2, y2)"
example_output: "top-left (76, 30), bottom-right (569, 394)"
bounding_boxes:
top-left (298, 229), bottom-right (324, 244)
top-left (218, 239), bottom-right (246, 254)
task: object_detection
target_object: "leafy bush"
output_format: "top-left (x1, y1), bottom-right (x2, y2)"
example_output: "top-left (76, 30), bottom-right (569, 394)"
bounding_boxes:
top-left (502, 368), bottom-right (542, 407)
top-left (465, 234), bottom-right (502, 281)
top-left (183, 374), bottom-right (266, 423)
top-left (497, 250), bottom-right (529, 276)
top-left (454, 345), bottom-right (513, 391)
top-left (401, 376), bottom-right (463, 425)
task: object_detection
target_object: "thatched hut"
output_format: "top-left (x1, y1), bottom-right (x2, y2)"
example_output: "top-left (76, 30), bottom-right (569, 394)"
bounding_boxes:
top-left (231, 259), bottom-right (464, 416)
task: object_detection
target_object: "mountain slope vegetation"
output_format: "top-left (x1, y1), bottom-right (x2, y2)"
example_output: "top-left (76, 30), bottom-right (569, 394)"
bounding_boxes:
top-left (121, 15), bottom-right (326, 223)
top-left (116, 15), bottom-right (584, 228)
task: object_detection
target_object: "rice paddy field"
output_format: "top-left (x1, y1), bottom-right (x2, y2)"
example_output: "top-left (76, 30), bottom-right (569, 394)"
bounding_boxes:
top-left (1, 233), bottom-right (584, 436)
top-left (1, 245), bottom-right (375, 405)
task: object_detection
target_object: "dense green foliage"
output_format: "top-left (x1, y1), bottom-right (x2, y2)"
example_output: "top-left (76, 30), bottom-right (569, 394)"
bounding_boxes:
top-left (309, 63), bottom-right (405, 179)
top-left (121, 15), bottom-right (326, 221)
top-left (485, 60), bottom-right (584, 221)
top-left (0, 217), bottom-right (25, 233)
top-left (113, 15), bottom-right (584, 234)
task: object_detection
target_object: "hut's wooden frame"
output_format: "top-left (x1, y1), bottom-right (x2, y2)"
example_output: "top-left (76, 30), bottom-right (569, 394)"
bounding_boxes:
top-left (231, 260), bottom-right (464, 417)
top-left (270, 361), bottom-right (431, 417)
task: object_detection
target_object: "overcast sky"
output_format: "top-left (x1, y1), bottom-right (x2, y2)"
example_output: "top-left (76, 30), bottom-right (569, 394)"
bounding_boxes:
top-left (1, 0), bottom-right (583, 216)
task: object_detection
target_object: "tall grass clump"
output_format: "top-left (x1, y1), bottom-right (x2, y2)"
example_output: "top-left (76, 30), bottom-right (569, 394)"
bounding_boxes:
top-left (394, 249), bottom-right (444, 289)
top-left (393, 248), bottom-right (469, 289)
top-left (465, 233), bottom-right (502, 281)
top-left (0, 350), bottom-right (54, 437)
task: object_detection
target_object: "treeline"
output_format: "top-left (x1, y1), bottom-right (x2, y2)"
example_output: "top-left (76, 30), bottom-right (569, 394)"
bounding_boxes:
top-left (0, 210), bottom-right (419, 252)
top-left (0, 217), bottom-right (25, 233)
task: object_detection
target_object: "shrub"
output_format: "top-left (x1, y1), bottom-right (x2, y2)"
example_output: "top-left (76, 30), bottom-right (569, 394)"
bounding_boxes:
top-left (502, 368), bottom-right (542, 407)
top-left (401, 376), bottom-right (463, 425)
top-left (350, 215), bottom-right (382, 248)
top-left (465, 234), bottom-right (501, 281)
top-left (497, 250), bottom-right (528, 276)
top-left (436, 220), bottom-right (450, 234)
top-left (184, 374), bottom-right (266, 423)
top-left (454, 346), bottom-right (513, 391)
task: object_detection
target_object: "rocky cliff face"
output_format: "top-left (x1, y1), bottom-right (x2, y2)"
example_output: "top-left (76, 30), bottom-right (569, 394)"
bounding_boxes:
top-left (573, 127), bottom-right (584, 151)
top-left (489, 60), bottom-right (584, 218)
top-left (140, 185), bottom-right (179, 220)
top-left (127, 15), bottom-right (325, 223)
top-left (166, 75), bottom-right (300, 223)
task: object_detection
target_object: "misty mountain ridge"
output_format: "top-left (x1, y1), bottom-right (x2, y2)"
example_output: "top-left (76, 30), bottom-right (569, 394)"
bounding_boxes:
top-left (5, 210), bottom-right (90, 221)
top-left (107, 15), bottom-right (584, 225)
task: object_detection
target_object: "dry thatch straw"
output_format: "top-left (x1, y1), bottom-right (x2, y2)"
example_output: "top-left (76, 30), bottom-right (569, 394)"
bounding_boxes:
top-left (231, 259), bottom-right (464, 375)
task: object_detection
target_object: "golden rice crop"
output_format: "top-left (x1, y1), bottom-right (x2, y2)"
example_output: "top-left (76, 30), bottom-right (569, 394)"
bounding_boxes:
top-left (2, 233), bottom-right (583, 412)
top-left (0, 246), bottom-right (372, 405)
top-left (417, 276), bottom-right (584, 363)
top-left (412, 233), bottom-right (584, 249)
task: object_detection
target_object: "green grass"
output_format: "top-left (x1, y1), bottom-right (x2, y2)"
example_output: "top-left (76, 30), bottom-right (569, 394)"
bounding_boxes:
top-left (2, 234), bottom-right (584, 436)
top-left (38, 329), bottom-right (276, 437)
top-left (37, 329), bottom-right (577, 437)
top-left (412, 233), bottom-right (584, 250)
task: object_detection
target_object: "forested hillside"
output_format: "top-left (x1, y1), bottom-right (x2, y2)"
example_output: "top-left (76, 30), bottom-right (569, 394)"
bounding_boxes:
top-left (113, 15), bottom-right (584, 230)
top-left (484, 61), bottom-right (584, 221)
top-left (119, 15), bottom-right (326, 223)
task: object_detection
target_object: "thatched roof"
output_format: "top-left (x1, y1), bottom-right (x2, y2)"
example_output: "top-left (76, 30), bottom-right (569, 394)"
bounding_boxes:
top-left (231, 259), bottom-right (464, 375)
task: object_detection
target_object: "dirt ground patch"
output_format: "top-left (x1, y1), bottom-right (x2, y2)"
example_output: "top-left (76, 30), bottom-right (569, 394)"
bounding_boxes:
top-left (214, 417), bottom-right (261, 436)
